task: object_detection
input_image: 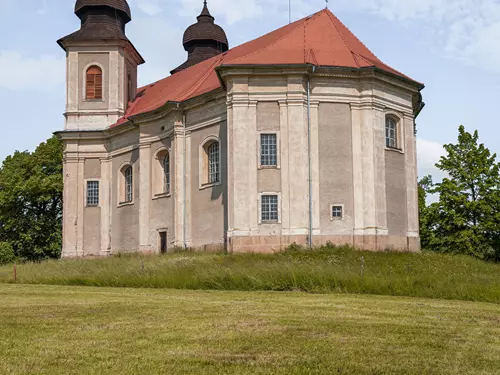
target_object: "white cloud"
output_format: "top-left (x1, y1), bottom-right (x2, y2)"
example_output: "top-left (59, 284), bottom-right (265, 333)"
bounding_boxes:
top-left (335, 0), bottom-right (500, 74)
top-left (0, 51), bottom-right (65, 91)
top-left (417, 138), bottom-right (446, 181)
top-left (132, 0), bottom-right (164, 16)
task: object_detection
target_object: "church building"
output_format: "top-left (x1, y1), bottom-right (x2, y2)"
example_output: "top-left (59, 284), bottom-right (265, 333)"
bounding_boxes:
top-left (57, 0), bottom-right (425, 257)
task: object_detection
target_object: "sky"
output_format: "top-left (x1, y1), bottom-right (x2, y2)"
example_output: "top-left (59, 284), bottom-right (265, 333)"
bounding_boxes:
top-left (1, 0), bottom-right (500, 182)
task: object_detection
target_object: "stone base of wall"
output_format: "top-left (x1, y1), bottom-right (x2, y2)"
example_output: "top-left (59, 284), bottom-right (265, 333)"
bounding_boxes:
top-left (61, 235), bottom-right (420, 258)
top-left (230, 235), bottom-right (420, 253)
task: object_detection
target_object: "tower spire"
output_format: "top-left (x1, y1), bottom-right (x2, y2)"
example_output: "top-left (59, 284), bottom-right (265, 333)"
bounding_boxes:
top-left (171, 0), bottom-right (228, 74)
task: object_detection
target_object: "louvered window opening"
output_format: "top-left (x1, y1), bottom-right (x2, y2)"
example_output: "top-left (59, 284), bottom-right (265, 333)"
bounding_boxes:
top-left (86, 66), bottom-right (103, 100)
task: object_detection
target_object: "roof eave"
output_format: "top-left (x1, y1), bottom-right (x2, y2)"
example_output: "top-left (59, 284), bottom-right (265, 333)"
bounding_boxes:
top-left (216, 64), bottom-right (424, 90)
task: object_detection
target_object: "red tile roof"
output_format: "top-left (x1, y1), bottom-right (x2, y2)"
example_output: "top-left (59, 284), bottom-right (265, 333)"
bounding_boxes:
top-left (112, 8), bottom-right (420, 128)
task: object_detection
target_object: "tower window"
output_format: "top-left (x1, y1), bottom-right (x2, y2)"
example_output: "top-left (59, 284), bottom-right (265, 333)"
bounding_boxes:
top-left (86, 66), bottom-right (103, 100)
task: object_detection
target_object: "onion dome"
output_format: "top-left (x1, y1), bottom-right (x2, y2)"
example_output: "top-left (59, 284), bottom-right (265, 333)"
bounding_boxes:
top-left (171, 1), bottom-right (229, 75)
top-left (75, 0), bottom-right (131, 23)
top-left (58, 0), bottom-right (133, 50)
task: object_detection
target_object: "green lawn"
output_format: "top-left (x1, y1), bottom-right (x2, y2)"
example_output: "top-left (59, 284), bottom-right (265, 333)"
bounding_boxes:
top-left (1, 284), bottom-right (500, 375)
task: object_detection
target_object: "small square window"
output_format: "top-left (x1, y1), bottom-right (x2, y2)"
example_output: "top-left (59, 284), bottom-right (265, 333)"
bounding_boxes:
top-left (87, 181), bottom-right (99, 207)
top-left (260, 134), bottom-right (277, 167)
top-left (261, 195), bottom-right (279, 222)
top-left (331, 205), bottom-right (343, 219)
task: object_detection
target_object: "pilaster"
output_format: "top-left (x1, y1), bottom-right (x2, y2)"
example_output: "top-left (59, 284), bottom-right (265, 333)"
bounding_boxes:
top-left (138, 142), bottom-right (151, 252)
top-left (228, 77), bottom-right (252, 237)
top-left (76, 158), bottom-right (85, 256)
top-left (173, 120), bottom-right (186, 247)
top-left (360, 104), bottom-right (378, 234)
top-left (286, 76), bottom-right (309, 233)
top-left (309, 100), bottom-right (321, 233)
top-left (278, 100), bottom-right (290, 232)
top-left (405, 114), bottom-right (419, 241)
top-left (62, 158), bottom-right (79, 257)
top-left (351, 104), bottom-right (365, 236)
top-left (100, 158), bottom-right (112, 255)
top-left (185, 131), bottom-right (193, 247)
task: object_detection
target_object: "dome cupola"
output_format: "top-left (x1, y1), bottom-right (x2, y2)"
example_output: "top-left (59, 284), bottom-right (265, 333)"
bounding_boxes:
top-left (171, 1), bottom-right (229, 74)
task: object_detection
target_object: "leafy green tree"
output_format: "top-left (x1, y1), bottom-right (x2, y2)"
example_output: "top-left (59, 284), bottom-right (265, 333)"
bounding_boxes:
top-left (0, 136), bottom-right (63, 261)
top-left (428, 125), bottom-right (500, 260)
top-left (0, 242), bottom-right (15, 265)
top-left (418, 175), bottom-right (434, 249)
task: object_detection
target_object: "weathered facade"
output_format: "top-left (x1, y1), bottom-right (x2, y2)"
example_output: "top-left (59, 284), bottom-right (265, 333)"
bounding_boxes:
top-left (57, 0), bottom-right (425, 257)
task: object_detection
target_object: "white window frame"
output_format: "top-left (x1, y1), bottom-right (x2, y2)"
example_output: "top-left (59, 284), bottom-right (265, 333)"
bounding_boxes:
top-left (118, 162), bottom-right (134, 207)
top-left (199, 136), bottom-right (222, 190)
top-left (153, 147), bottom-right (172, 199)
top-left (258, 192), bottom-right (282, 224)
top-left (257, 131), bottom-right (281, 169)
top-left (384, 111), bottom-right (405, 154)
top-left (330, 204), bottom-right (345, 221)
top-left (85, 180), bottom-right (100, 207)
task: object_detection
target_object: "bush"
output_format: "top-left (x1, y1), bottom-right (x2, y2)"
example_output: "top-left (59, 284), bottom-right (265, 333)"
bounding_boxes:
top-left (0, 242), bottom-right (15, 265)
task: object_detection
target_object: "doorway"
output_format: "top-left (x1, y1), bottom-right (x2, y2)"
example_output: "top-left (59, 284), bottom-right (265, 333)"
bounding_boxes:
top-left (159, 231), bottom-right (167, 254)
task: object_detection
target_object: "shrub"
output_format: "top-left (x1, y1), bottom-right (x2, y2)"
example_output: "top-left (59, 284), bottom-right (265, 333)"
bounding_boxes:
top-left (0, 242), bottom-right (15, 265)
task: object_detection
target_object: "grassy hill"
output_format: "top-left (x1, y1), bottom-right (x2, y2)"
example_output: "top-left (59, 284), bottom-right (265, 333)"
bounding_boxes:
top-left (1, 284), bottom-right (499, 375)
top-left (1, 246), bottom-right (500, 303)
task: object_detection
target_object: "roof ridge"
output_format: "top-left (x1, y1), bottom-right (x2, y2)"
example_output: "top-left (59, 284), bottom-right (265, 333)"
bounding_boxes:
top-left (325, 9), bottom-right (382, 64)
top-left (224, 12), bottom-right (319, 65)
top-left (325, 10), bottom-right (356, 61)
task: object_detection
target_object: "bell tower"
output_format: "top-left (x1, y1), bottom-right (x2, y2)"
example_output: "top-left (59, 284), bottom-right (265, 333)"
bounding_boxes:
top-left (58, 0), bottom-right (145, 130)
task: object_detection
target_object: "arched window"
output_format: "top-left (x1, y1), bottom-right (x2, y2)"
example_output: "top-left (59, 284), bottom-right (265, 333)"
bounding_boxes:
top-left (207, 141), bottom-right (220, 184)
top-left (163, 154), bottom-right (170, 194)
top-left (86, 65), bottom-right (103, 100)
top-left (124, 166), bottom-right (133, 202)
top-left (385, 116), bottom-right (398, 148)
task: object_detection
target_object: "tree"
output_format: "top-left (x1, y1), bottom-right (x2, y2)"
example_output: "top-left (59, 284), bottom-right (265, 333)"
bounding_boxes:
top-left (418, 175), bottom-right (434, 249)
top-left (427, 125), bottom-right (500, 260)
top-left (0, 136), bottom-right (63, 261)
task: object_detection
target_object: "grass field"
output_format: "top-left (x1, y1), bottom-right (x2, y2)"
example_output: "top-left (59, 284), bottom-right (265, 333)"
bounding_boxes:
top-left (1, 284), bottom-right (500, 375)
top-left (1, 246), bottom-right (500, 303)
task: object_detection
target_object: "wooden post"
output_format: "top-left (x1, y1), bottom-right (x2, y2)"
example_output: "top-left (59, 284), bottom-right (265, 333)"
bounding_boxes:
top-left (13, 263), bottom-right (17, 283)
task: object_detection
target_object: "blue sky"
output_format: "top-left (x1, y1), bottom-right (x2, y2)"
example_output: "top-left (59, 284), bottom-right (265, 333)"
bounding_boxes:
top-left (1, 0), bottom-right (500, 181)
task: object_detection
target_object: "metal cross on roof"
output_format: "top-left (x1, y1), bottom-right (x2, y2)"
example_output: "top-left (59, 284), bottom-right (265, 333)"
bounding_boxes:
top-left (326, 0), bottom-right (329, 9)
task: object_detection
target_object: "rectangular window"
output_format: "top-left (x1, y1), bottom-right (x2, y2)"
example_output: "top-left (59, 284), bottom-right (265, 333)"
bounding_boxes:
top-left (261, 195), bottom-right (279, 222)
top-left (260, 134), bottom-right (278, 167)
top-left (332, 205), bottom-right (343, 219)
top-left (87, 181), bottom-right (99, 207)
